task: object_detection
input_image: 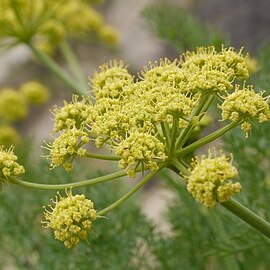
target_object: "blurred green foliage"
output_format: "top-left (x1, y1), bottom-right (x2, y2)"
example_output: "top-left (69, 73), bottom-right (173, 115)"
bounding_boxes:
top-left (142, 1), bottom-right (229, 52)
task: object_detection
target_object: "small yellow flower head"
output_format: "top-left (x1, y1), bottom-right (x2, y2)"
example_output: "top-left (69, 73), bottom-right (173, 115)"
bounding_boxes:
top-left (0, 146), bottom-right (25, 188)
top-left (91, 60), bottom-right (134, 100)
top-left (220, 47), bottom-right (251, 80)
top-left (151, 86), bottom-right (197, 122)
top-left (185, 65), bottom-right (234, 94)
top-left (114, 132), bottom-right (167, 177)
top-left (141, 59), bottom-right (187, 90)
top-left (98, 25), bottom-right (119, 46)
top-left (45, 128), bottom-right (90, 171)
top-left (20, 81), bottom-right (50, 104)
top-left (52, 96), bottom-right (94, 132)
top-left (43, 190), bottom-right (97, 249)
top-left (187, 150), bottom-right (241, 207)
top-left (220, 85), bottom-right (270, 136)
top-left (181, 46), bottom-right (217, 68)
top-left (0, 88), bottom-right (28, 123)
top-left (182, 46), bottom-right (253, 81)
top-left (0, 125), bottom-right (20, 146)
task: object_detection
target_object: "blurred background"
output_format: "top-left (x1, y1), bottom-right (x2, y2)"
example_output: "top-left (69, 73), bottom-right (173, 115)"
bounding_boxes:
top-left (1, 0), bottom-right (270, 269)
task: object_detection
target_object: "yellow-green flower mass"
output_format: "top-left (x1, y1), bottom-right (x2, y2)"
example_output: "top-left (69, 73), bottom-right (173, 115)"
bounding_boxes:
top-left (43, 190), bottom-right (97, 249)
top-left (47, 46), bottom-right (268, 177)
top-left (0, 125), bottom-right (20, 146)
top-left (44, 128), bottom-right (90, 171)
top-left (115, 132), bottom-right (167, 177)
top-left (52, 96), bottom-right (94, 132)
top-left (187, 151), bottom-right (241, 208)
top-left (0, 146), bottom-right (25, 188)
top-left (19, 81), bottom-right (50, 105)
top-left (0, 0), bottom-right (118, 53)
top-left (0, 88), bottom-right (28, 123)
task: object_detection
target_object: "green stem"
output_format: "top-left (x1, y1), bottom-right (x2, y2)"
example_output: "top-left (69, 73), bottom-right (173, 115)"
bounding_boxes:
top-left (168, 163), bottom-right (270, 240)
top-left (28, 43), bottom-right (86, 95)
top-left (170, 158), bottom-right (189, 176)
top-left (175, 94), bottom-right (213, 149)
top-left (176, 121), bottom-right (239, 157)
top-left (98, 167), bottom-right (163, 216)
top-left (10, 170), bottom-right (129, 190)
top-left (59, 41), bottom-right (88, 89)
top-left (85, 152), bottom-right (121, 161)
top-left (169, 117), bottom-right (179, 155)
top-left (161, 122), bottom-right (171, 151)
top-left (221, 199), bottom-right (270, 239)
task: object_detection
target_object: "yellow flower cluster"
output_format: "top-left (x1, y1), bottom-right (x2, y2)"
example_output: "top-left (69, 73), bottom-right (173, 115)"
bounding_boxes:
top-left (45, 128), bottom-right (90, 171)
top-left (0, 0), bottom-right (118, 53)
top-left (49, 47), bottom-right (262, 176)
top-left (187, 151), bottom-right (241, 207)
top-left (115, 132), bottom-right (167, 177)
top-left (220, 85), bottom-right (270, 136)
top-left (52, 96), bottom-right (94, 132)
top-left (43, 190), bottom-right (97, 248)
top-left (0, 146), bottom-right (25, 188)
top-left (180, 46), bottom-right (255, 94)
top-left (91, 61), bottom-right (134, 100)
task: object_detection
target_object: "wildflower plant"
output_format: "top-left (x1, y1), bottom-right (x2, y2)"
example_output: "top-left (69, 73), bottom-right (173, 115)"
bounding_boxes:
top-left (3, 45), bottom-right (270, 249)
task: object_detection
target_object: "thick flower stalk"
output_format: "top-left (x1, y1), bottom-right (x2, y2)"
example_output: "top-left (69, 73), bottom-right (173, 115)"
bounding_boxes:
top-left (5, 46), bottom-right (270, 246)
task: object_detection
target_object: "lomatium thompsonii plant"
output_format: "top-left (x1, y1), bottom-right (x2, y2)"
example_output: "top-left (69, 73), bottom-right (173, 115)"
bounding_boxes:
top-left (2, 46), bottom-right (270, 248)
